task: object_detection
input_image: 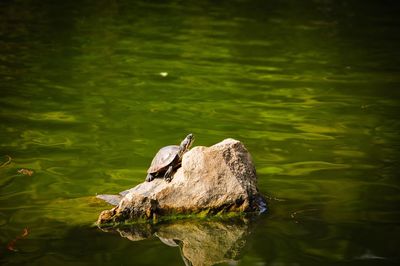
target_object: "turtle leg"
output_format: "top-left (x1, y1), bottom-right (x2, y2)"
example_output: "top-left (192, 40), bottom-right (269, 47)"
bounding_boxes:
top-left (164, 165), bottom-right (174, 182)
top-left (146, 173), bottom-right (155, 182)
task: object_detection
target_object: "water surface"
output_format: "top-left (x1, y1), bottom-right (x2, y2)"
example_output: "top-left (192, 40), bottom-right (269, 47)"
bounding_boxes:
top-left (1, 0), bottom-right (400, 265)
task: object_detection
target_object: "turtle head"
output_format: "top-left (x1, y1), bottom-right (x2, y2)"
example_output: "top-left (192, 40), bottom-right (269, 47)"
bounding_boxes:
top-left (180, 133), bottom-right (194, 153)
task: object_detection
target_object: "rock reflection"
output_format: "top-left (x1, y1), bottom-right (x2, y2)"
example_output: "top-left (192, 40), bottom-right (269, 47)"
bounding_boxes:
top-left (99, 218), bottom-right (251, 266)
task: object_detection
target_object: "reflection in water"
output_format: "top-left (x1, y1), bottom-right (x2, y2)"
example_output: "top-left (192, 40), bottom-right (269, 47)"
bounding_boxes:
top-left (1, 0), bottom-right (400, 265)
top-left (100, 218), bottom-right (250, 266)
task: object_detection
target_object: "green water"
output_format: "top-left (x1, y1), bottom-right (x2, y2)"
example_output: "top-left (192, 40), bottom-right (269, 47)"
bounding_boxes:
top-left (1, 0), bottom-right (400, 265)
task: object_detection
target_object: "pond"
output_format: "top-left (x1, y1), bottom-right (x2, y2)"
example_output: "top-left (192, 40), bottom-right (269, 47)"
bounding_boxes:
top-left (1, 0), bottom-right (399, 265)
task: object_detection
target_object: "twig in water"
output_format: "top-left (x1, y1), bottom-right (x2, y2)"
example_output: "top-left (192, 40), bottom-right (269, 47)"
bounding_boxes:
top-left (17, 169), bottom-right (34, 176)
top-left (6, 228), bottom-right (29, 252)
top-left (265, 194), bottom-right (286, 202)
top-left (290, 208), bottom-right (318, 224)
top-left (0, 155), bottom-right (12, 168)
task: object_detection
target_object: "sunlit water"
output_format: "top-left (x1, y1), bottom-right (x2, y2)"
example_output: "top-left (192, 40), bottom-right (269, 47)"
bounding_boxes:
top-left (1, 0), bottom-right (399, 265)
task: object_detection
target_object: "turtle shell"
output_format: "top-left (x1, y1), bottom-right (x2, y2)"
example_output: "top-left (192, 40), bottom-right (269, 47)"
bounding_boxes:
top-left (147, 145), bottom-right (180, 174)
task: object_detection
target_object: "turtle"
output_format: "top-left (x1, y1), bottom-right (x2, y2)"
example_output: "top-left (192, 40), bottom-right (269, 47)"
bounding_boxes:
top-left (145, 133), bottom-right (194, 182)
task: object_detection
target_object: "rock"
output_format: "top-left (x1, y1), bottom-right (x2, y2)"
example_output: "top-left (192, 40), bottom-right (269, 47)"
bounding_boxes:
top-left (97, 138), bottom-right (267, 225)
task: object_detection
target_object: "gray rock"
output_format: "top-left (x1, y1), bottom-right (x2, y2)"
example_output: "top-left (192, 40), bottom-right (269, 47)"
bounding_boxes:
top-left (97, 138), bottom-right (267, 225)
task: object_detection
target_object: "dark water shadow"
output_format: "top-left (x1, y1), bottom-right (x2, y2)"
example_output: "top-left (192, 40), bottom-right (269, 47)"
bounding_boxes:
top-left (99, 218), bottom-right (252, 266)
